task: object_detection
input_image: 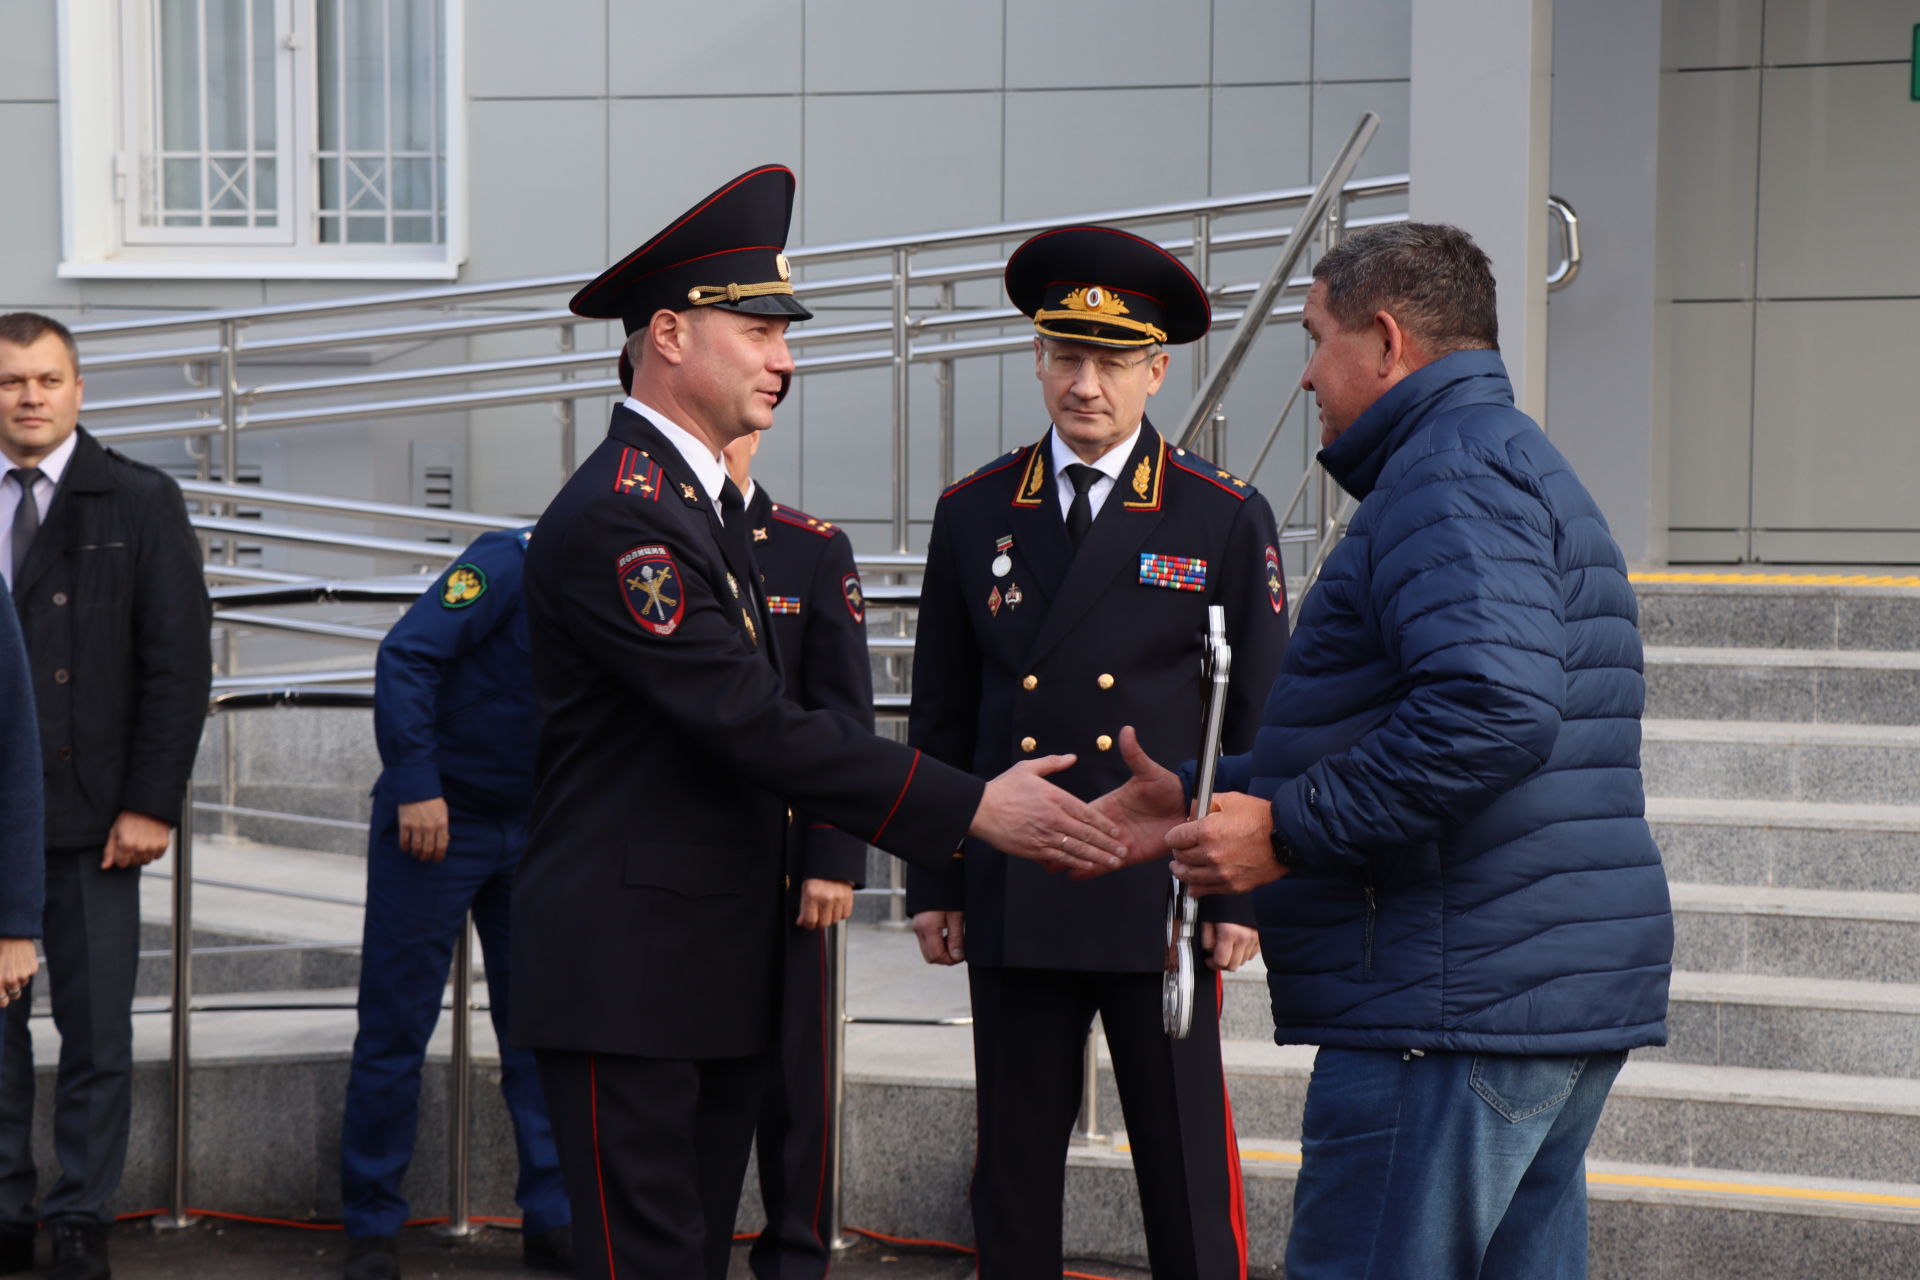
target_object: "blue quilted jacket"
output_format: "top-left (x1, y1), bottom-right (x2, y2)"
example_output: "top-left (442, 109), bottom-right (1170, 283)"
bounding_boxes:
top-left (1219, 350), bottom-right (1672, 1054)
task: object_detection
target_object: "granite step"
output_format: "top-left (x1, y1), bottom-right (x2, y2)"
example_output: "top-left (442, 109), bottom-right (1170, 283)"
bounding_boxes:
top-left (1064, 1138), bottom-right (1920, 1280)
top-left (1650, 797), bottom-right (1920, 893)
top-left (1668, 883), bottom-right (1920, 984)
top-left (1634, 580), bottom-right (1920, 652)
top-left (1218, 966), bottom-right (1920, 1079)
top-left (1643, 646), bottom-right (1920, 726)
top-left (1651, 971), bottom-right (1920, 1078)
top-left (1640, 719), bottom-right (1920, 805)
top-left (1079, 1040), bottom-right (1920, 1186)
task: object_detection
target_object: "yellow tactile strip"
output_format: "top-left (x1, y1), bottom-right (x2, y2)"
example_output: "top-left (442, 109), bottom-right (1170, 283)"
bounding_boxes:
top-left (1632, 572), bottom-right (1920, 589)
top-left (1116, 1143), bottom-right (1920, 1212)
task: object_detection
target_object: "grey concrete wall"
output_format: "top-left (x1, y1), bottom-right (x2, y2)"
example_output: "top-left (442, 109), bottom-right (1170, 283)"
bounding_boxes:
top-left (1659, 0), bottom-right (1920, 564)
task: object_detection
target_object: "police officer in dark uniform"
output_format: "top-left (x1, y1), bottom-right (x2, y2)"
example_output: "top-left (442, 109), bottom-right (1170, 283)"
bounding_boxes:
top-left (341, 527), bottom-right (571, 1280)
top-left (906, 226), bottom-right (1291, 1279)
top-left (513, 165), bottom-right (1132, 1280)
top-left (724, 429), bottom-right (871, 1280)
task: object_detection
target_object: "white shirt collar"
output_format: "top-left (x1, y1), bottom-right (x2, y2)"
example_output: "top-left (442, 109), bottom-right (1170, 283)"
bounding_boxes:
top-left (624, 396), bottom-right (731, 520)
top-left (1049, 423), bottom-right (1141, 487)
top-left (8, 428), bottom-right (78, 487)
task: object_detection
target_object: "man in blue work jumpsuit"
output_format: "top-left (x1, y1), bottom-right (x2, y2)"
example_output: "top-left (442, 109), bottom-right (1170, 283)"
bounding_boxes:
top-left (340, 527), bottom-right (571, 1280)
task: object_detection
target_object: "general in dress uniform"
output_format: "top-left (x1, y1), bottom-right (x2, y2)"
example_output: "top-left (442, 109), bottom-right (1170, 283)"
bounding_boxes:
top-left (906, 226), bottom-right (1291, 1279)
top-left (512, 165), bottom-right (1128, 1280)
top-left (340, 527), bottom-right (571, 1280)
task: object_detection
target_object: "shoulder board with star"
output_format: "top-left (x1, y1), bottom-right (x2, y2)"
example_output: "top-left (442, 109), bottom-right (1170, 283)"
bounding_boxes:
top-left (940, 446), bottom-right (1028, 500)
top-left (1167, 447), bottom-right (1252, 500)
top-left (768, 503), bottom-right (839, 538)
top-left (611, 446), bottom-right (664, 501)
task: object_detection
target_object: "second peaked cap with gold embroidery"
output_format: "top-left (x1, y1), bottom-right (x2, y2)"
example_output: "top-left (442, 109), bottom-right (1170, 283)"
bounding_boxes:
top-left (571, 164), bottom-right (813, 335)
top-left (1004, 224), bottom-right (1210, 349)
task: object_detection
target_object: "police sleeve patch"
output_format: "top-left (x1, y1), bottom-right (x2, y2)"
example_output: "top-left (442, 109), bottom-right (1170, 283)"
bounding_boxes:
top-left (842, 572), bottom-right (866, 624)
top-left (1264, 545), bottom-right (1285, 614)
top-left (618, 544), bottom-right (686, 636)
top-left (441, 564), bottom-right (487, 608)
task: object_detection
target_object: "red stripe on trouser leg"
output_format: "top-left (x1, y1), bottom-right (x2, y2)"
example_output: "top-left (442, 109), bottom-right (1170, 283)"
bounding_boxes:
top-left (812, 928), bottom-right (830, 1249)
top-left (590, 1056), bottom-right (618, 1280)
top-left (1216, 974), bottom-right (1248, 1279)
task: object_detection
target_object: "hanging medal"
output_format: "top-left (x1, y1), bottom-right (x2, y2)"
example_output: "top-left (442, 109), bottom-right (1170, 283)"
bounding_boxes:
top-left (991, 535), bottom-right (1013, 578)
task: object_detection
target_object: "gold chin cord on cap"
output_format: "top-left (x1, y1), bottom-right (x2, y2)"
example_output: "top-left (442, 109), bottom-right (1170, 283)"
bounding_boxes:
top-left (1034, 284), bottom-right (1168, 346)
top-left (685, 280), bottom-right (799, 306)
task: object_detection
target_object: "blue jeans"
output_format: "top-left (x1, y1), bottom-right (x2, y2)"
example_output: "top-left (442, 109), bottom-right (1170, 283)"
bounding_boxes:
top-left (340, 797), bottom-right (569, 1237)
top-left (1285, 1047), bottom-right (1625, 1280)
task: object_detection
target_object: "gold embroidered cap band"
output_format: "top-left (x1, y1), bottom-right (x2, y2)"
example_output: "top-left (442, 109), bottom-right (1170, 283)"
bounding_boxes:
top-left (1005, 224), bottom-right (1211, 349)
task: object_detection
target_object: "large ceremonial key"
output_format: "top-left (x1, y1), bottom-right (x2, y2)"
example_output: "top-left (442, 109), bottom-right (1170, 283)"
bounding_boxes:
top-left (1164, 604), bottom-right (1233, 1039)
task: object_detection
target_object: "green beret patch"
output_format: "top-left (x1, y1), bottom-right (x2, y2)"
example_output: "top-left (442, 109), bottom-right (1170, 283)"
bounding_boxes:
top-left (441, 564), bottom-right (487, 609)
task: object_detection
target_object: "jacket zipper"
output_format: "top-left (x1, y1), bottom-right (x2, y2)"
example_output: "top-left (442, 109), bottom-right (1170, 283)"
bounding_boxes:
top-left (1361, 872), bottom-right (1377, 981)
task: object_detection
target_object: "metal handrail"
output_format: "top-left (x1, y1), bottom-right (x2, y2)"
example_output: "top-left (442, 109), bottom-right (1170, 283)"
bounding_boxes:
top-left (1175, 114), bottom-right (1380, 449)
top-left (69, 175), bottom-right (1411, 343)
top-left (181, 481), bottom-right (523, 534)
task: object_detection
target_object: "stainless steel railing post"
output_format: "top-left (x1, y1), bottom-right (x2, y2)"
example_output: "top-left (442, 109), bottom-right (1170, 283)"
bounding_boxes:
top-left (556, 322), bottom-right (577, 480)
top-left (825, 918), bottom-right (853, 1252)
top-left (154, 795), bottom-right (199, 1231)
top-left (1071, 1031), bottom-right (1105, 1145)
top-left (890, 246), bottom-right (913, 556)
top-left (1191, 211), bottom-right (1213, 396)
top-left (432, 916), bottom-right (480, 1243)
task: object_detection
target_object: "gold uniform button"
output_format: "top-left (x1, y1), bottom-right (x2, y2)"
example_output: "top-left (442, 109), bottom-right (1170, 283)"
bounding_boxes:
top-left (1020, 736), bottom-right (1037, 753)
top-left (1022, 675), bottom-right (1038, 691)
top-left (1096, 735), bottom-right (1114, 752)
top-left (784, 875), bottom-right (792, 890)
top-left (1097, 673), bottom-right (1115, 690)
top-left (786, 807), bottom-right (794, 825)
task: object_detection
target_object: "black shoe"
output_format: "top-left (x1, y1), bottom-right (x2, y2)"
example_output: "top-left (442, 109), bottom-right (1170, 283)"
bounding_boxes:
top-left (46, 1221), bottom-right (108, 1280)
top-left (343, 1234), bottom-right (401, 1280)
top-left (522, 1225), bottom-right (574, 1274)
top-left (0, 1225), bottom-right (31, 1276)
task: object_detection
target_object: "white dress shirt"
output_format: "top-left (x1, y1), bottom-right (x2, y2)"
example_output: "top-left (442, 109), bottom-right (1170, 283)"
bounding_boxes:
top-left (1, 429), bottom-right (79, 589)
top-left (1049, 422), bottom-right (1142, 523)
top-left (624, 396), bottom-right (732, 524)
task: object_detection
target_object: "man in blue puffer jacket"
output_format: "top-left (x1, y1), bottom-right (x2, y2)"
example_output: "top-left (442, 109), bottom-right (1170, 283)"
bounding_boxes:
top-left (1096, 223), bottom-right (1673, 1279)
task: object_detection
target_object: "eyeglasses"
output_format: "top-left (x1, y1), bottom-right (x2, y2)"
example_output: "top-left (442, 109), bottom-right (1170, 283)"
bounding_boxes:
top-left (1040, 347), bottom-right (1156, 383)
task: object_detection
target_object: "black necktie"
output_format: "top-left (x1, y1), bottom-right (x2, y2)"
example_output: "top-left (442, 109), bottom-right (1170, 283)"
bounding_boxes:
top-left (718, 478), bottom-right (767, 641)
top-left (9, 468), bottom-right (42, 583)
top-left (1064, 463), bottom-right (1100, 550)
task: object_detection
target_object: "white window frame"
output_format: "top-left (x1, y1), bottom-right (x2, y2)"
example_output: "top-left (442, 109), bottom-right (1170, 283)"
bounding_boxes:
top-left (55, 0), bottom-right (467, 280)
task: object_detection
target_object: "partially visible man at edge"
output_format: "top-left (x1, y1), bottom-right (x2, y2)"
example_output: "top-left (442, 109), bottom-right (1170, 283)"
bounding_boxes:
top-left (0, 312), bottom-right (212, 1280)
top-left (0, 587), bottom-right (43, 1020)
top-left (1094, 223), bottom-right (1674, 1280)
top-left (513, 164), bottom-right (1131, 1280)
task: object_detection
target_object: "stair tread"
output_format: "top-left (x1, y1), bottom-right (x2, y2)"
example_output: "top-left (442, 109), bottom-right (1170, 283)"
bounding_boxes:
top-left (1668, 881), bottom-right (1920, 921)
top-left (1648, 795), bottom-right (1920, 830)
top-left (1670, 968), bottom-right (1920, 1012)
top-left (1646, 645), bottom-right (1920, 670)
top-left (1644, 719), bottom-right (1920, 745)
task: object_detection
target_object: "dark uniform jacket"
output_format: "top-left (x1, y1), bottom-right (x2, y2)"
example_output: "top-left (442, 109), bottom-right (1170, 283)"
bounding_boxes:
top-left (906, 421), bottom-right (1289, 972)
top-left (747, 486), bottom-right (872, 888)
top-left (12, 427), bottom-right (211, 851)
top-left (0, 595), bottom-right (42, 937)
top-left (513, 406), bottom-right (983, 1060)
top-left (373, 527), bottom-right (538, 820)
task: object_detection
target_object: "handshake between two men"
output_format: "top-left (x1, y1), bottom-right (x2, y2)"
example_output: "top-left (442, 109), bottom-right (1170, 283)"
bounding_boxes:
top-left (973, 726), bottom-right (1283, 896)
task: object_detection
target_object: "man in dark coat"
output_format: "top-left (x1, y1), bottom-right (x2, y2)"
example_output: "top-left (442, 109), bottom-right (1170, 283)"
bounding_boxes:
top-left (1104, 224), bottom-right (1673, 1279)
top-left (905, 226), bottom-right (1290, 1279)
top-left (339, 526), bottom-right (571, 1280)
top-left (514, 165), bottom-right (1129, 1280)
top-left (720, 428), bottom-right (871, 1280)
top-left (0, 590), bottom-right (42, 1016)
top-left (0, 311), bottom-right (211, 1280)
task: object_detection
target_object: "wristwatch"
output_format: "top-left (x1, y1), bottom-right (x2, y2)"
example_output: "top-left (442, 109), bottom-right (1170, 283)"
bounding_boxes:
top-left (1269, 824), bottom-right (1299, 869)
